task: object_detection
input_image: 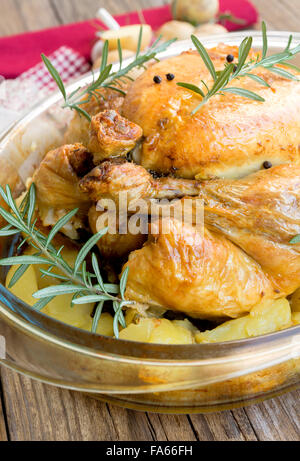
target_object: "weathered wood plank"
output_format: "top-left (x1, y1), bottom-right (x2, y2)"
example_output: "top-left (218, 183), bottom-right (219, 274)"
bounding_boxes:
top-left (50, 0), bottom-right (168, 24)
top-left (0, 375), bottom-right (8, 441)
top-left (244, 391), bottom-right (300, 441)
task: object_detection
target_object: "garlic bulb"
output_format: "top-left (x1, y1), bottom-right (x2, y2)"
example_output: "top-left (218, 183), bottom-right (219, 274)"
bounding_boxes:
top-left (194, 23), bottom-right (228, 36)
top-left (172, 0), bottom-right (219, 25)
top-left (156, 20), bottom-right (195, 41)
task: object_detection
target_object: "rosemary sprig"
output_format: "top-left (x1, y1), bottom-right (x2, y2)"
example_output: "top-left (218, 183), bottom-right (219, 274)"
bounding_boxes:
top-left (0, 184), bottom-right (132, 337)
top-left (42, 29), bottom-right (176, 122)
top-left (177, 22), bottom-right (300, 114)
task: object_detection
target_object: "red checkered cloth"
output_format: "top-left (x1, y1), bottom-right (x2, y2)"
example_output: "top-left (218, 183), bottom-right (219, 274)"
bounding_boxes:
top-left (18, 45), bottom-right (91, 92)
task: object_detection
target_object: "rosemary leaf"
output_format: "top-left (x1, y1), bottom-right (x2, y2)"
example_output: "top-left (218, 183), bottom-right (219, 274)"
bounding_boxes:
top-left (244, 73), bottom-right (270, 87)
top-left (266, 66), bottom-right (299, 81)
top-left (120, 267), bottom-right (129, 300)
top-left (27, 183), bottom-right (36, 226)
top-left (72, 294), bottom-right (111, 304)
top-left (177, 82), bottom-right (205, 98)
top-left (74, 227), bottom-right (108, 274)
top-left (289, 235), bottom-right (300, 244)
top-left (41, 54), bottom-right (66, 101)
top-left (33, 284), bottom-right (85, 299)
top-left (235, 37), bottom-right (252, 75)
top-left (191, 35), bottom-right (217, 81)
top-left (0, 228), bottom-right (20, 237)
top-left (113, 303), bottom-right (123, 338)
top-left (0, 255), bottom-right (51, 266)
top-left (91, 253), bottom-right (105, 292)
top-left (222, 87), bottom-right (265, 102)
top-left (32, 296), bottom-right (55, 311)
top-left (117, 39), bottom-right (122, 70)
top-left (100, 40), bottom-right (109, 72)
top-left (136, 26), bottom-right (143, 58)
top-left (91, 301), bottom-right (104, 333)
top-left (262, 21), bottom-right (268, 59)
top-left (45, 208), bottom-right (79, 248)
top-left (7, 264), bottom-right (30, 288)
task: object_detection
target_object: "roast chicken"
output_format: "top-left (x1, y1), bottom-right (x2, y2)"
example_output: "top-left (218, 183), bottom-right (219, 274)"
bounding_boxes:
top-left (30, 42), bottom-right (300, 321)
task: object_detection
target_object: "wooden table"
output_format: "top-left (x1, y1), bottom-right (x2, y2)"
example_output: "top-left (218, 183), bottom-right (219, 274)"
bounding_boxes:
top-left (0, 0), bottom-right (299, 441)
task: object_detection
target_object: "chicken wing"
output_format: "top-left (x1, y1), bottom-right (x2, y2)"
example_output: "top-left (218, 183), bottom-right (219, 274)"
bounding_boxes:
top-left (79, 159), bottom-right (201, 203)
top-left (32, 144), bottom-right (92, 239)
top-left (122, 217), bottom-right (275, 320)
top-left (64, 89), bottom-right (124, 146)
top-left (88, 110), bottom-right (143, 164)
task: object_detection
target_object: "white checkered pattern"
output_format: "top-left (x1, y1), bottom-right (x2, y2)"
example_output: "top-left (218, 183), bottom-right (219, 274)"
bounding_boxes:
top-left (19, 46), bottom-right (91, 92)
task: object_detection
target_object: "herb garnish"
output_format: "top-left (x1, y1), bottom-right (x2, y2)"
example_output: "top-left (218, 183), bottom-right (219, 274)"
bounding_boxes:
top-left (42, 28), bottom-right (176, 122)
top-left (0, 184), bottom-right (132, 337)
top-left (177, 22), bottom-right (300, 114)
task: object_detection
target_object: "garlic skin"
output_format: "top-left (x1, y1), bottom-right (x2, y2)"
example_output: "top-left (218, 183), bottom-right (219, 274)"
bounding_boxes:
top-left (91, 40), bottom-right (104, 63)
top-left (157, 20), bottom-right (195, 41)
top-left (172, 0), bottom-right (219, 25)
top-left (194, 23), bottom-right (228, 36)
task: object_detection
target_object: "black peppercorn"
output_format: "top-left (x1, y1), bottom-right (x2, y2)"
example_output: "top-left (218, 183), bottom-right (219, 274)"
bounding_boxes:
top-left (263, 161), bottom-right (272, 169)
top-left (153, 75), bottom-right (162, 84)
top-left (166, 73), bottom-right (175, 81)
top-left (226, 54), bottom-right (234, 63)
top-left (233, 64), bottom-right (238, 72)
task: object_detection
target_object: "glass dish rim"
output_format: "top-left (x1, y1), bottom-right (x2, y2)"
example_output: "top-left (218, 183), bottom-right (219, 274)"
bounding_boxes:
top-left (0, 30), bottom-right (300, 363)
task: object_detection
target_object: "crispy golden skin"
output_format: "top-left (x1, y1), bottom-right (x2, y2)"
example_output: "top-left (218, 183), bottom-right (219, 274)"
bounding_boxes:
top-left (122, 44), bottom-right (300, 179)
top-left (64, 89), bottom-right (124, 146)
top-left (32, 144), bottom-right (91, 238)
top-left (89, 205), bottom-right (147, 260)
top-left (88, 110), bottom-right (143, 163)
top-left (79, 159), bottom-right (202, 203)
top-left (123, 218), bottom-right (275, 320)
top-left (198, 164), bottom-right (300, 295)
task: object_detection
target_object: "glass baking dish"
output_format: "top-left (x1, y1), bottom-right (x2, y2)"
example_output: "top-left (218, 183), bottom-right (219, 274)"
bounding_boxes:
top-left (0, 31), bottom-right (299, 414)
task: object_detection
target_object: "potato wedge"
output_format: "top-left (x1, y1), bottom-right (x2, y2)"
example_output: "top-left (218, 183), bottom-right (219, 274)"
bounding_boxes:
top-left (196, 298), bottom-right (291, 343)
top-left (119, 318), bottom-right (196, 344)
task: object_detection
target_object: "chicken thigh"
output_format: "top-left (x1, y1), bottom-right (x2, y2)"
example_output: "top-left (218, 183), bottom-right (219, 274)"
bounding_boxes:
top-left (123, 217), bottom-right (275, 320)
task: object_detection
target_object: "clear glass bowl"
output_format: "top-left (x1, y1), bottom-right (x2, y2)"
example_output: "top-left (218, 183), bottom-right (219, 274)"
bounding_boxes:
top-left (0, 31), bottom-right (299, 414)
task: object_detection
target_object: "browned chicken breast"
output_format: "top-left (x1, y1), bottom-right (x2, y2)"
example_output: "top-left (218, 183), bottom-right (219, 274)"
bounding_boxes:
top-left (32, 144), bottom-right (92, 239)
top-left (123, 217), bottom-right (275, 320)
top-left (88, 110), bottom-right (143, 164)
top-left (122, 44), bottom-right (300, 179)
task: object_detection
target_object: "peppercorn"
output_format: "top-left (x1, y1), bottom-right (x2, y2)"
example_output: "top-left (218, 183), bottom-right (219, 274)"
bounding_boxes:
top-left (263, 161), bottom-right (272, 169)
top-left (233, 65), bottom-right (238, 72)
top-left (166, 73), bottom-right (175, 81)
top-left (226, 54), bottom-right (234, 63)
top-left (153, 75), bottom-right (162, 84)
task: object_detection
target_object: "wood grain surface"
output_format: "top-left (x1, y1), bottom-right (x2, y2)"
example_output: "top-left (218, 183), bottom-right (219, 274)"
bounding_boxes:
top-left (0, 0), bottom-right (299, 441)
